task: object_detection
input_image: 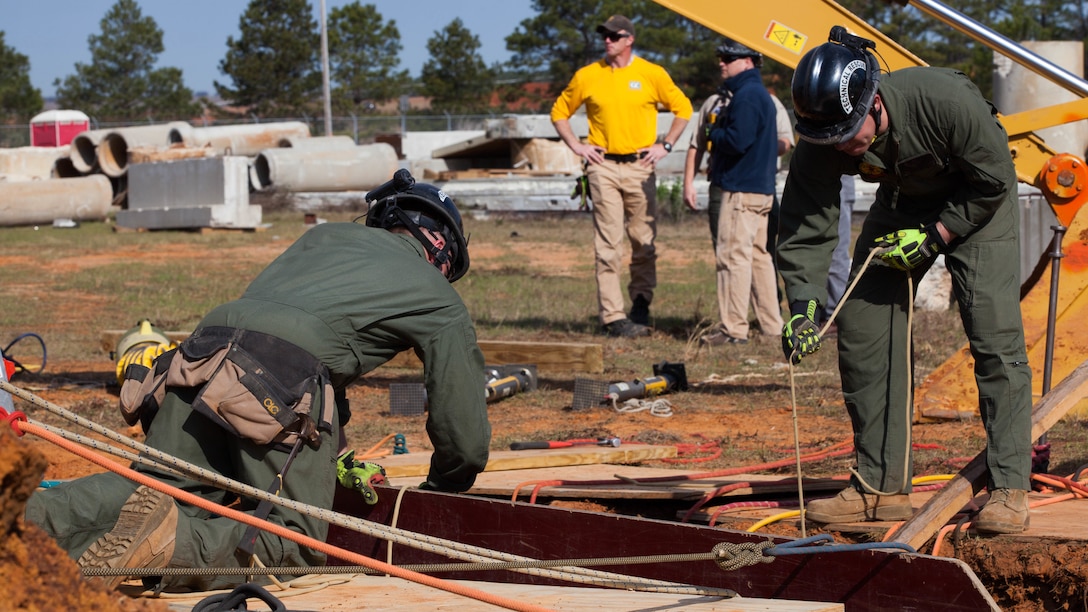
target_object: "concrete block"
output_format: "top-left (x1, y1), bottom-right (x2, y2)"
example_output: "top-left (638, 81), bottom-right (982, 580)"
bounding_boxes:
top-left (401, 131), bottom-right (485, 160)
top-left (119, 156), bottom-right (260, 230)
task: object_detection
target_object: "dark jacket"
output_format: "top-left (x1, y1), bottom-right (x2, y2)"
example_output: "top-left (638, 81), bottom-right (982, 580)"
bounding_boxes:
top-left (708, 68), bottom-right (778, 194)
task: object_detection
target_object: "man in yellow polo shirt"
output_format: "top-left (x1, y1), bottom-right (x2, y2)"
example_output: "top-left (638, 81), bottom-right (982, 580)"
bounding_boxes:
top-left (551, 14), bottom-right (692, 338)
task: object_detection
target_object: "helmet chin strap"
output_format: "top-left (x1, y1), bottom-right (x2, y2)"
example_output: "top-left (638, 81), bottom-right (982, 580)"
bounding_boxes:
top-left (869, 98), bottom-right (883, 137)
top-left (389, 207), bottom-right (453, 276)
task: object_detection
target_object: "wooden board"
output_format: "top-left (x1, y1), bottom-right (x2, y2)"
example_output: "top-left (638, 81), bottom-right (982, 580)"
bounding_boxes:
top-left (160, 575), bottom-right (844, 611)
top-left (403, 464), bottom-right (846, 501)
top-left (100, 332), bottom-right (603, 374)
top-left (377, 444), bottom-right (677, 479)
top-left (381, 339), bottom-right (604, 374)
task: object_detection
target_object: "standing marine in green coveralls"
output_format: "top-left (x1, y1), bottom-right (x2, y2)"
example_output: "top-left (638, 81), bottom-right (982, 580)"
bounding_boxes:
top-left (26, 171), bottom-right (492, 590)
top-left (778, 28), bottom-right (1032, 533)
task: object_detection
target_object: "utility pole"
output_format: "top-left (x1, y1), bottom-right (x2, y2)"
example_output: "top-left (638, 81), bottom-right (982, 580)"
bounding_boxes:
top-left (319, 0), bottom-right (333, 136)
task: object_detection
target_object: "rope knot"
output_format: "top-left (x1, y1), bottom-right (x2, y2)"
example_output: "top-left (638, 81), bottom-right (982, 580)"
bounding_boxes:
top-left (712, 540), bottom-right (775, 572)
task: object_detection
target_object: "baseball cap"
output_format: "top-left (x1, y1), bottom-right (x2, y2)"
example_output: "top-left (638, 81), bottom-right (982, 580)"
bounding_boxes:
top-left (597, 15), bottom-right (634, 37)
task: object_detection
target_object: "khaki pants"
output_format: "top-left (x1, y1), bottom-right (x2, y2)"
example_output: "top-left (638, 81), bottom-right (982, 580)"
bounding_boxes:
top-left (713, 189), bottom-right (783, 337)
top-left (587, 159), bottom-right (657, 325)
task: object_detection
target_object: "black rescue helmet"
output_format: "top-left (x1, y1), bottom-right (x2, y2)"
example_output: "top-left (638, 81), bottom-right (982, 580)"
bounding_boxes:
top-left (365, 179), bottom-right (470, 282)
top-left (792, 26), bottom-right (881, 145)
top-left (716, 38), bottom-right (762, 67)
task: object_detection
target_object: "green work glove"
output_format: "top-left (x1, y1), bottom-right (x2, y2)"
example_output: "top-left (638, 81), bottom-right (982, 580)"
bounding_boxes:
top-left (874, 224), bottom-right (946, 271)
top-left (336, 450), bottom-right (386, 505)
top-left (781, 300), bottom-right (822, 365)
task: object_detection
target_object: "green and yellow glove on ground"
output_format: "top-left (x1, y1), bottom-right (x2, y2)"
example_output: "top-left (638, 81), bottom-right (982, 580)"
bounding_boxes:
top-left (781, 299), bottom-right (822, 365)
top-left (336, 450), bottom-right (387, 505)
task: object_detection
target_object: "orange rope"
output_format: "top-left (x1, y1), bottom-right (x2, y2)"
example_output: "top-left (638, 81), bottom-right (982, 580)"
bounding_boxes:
top-left (18, 420), bottom-right (553, 612)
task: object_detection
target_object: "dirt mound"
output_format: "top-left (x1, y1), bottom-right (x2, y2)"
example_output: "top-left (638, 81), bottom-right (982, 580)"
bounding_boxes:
top-left (0, 426), bottom-right (166, 611)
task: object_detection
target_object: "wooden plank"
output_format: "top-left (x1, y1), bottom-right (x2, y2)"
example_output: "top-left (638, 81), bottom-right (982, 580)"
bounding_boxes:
top-left (382, 339), bottom-right (604, 374)
top-left (413, 464), bottom-right (846, 501)
top-left (889, 359), bottom-right (1088, 550)
top-left (377, 444), bottom-right (677, 479)
top-left (100, 332), bottom-right (603, 374)
top-left (162, 575), bottom-right (844, 611)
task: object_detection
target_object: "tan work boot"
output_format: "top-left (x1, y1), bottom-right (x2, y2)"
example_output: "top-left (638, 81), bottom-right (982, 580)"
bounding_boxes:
top-left (78, 485), bottom-right (178, 589)
top-left (975, 488), bottom-right (1030, 534)
top-left (806, 487), bottom-right (913, 523)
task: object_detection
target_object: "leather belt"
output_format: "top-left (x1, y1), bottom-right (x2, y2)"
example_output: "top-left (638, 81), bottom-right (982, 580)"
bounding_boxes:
top-left (603, 152), bottom-right (645, 163)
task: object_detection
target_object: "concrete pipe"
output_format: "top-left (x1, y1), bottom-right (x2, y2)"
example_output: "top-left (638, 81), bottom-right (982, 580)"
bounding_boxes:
top-left (69, 128), bottom-right (112, 174)
top-left (173, 122), bottom-right (311, 157)
top-left (251, 143), bottom-right (397, 192)
top-left (97, 122), bottom-right (193, 178)
top-left (0, 175), bottom-right (113, 227)
top-left (0, 146), bottom-right (71, 180)
top-left (277, 135), bottom-right (356, 150)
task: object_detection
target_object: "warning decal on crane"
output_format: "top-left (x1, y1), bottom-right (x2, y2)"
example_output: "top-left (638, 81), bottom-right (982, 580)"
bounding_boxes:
top-left (765, 21), bottom-right (807, 54)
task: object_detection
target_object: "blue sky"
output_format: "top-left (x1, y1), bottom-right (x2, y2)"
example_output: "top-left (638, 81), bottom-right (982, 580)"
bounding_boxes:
top-left (2, 1), bottom-right (535, 97)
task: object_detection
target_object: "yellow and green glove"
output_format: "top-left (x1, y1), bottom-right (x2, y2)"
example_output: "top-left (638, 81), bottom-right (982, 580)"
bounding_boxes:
top-left (336, 450), bottom-right (386, 505)
top-left (781, 299), bottom-right (822, 365)
top-left (874, 223), bottom-right (947, 271)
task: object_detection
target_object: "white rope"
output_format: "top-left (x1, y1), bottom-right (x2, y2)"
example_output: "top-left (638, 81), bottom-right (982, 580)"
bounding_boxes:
top-left (612, 397), bottom-right (673, 417)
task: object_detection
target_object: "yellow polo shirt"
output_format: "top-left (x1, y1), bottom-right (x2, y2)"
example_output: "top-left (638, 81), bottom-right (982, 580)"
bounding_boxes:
top-left (551, 56), bottom-right (692, 155)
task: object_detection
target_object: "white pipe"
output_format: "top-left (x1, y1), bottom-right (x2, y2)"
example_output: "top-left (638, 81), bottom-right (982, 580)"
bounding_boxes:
top-left (0, 175), bottom-right (113, 226)
top-left (250, 143), bottom-right (397, 192)
top-left (97, 122), bottom-right (192, 178)
top-left (173, 122), bottom-right (311, 156)
top-left (277, 135), bottom-right (356, 150)
top-left (69, 128), bottom-right (112, 174)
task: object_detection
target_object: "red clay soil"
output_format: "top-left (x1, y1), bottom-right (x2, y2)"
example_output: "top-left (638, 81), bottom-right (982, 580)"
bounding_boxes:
top-left (0, 427), bottom-right (167, 611)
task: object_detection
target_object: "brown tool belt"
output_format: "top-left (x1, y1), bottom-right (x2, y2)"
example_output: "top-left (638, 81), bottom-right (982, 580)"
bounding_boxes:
top-left (119, 326), bottom-right (333, 449)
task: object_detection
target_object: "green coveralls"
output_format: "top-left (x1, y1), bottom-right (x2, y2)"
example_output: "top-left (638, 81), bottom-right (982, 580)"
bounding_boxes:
top-left (26, 222), bottom-right (491, 590)
top-left (777, 67), bottom-right (1032, 494)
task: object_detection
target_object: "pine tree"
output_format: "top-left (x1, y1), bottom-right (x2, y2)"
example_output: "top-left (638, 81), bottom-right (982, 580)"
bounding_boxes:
top-left (0, 31), bottom-right (43, 122)
top-left (420, 18), bottom-right (493, 113)
top-left (327, 2), bottom-right (410, 114)
top-left (54, 0), bottom-right (197, 122)
top-left (216, 0), bottom-right (321, 116)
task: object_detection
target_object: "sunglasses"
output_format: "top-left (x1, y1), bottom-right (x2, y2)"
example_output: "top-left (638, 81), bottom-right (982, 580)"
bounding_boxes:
top-left (718, 56), bottom-right (743, 64)
top-left (602, 31), bottom-right (630, 42)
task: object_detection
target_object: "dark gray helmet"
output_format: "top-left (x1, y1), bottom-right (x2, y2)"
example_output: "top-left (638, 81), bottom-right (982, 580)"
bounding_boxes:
top-left (792, 26), bottom-right (881, 145)
top-left (717, 38), bottom-right (762, 67)
top-left (364, 170), bottom-right (470, 282)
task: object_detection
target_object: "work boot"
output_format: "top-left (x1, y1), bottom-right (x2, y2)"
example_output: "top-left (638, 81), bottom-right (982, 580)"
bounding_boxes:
top-left (603, 318), bottom-right (651, 338)
top-left (975, 488), bottom-right (1030, 534)
top-left (78, 485), bottom-right (178, 590)
top-left (806, 487), bottom-right (913, 523)
top-left (629, 295), bottom-right (651, 326)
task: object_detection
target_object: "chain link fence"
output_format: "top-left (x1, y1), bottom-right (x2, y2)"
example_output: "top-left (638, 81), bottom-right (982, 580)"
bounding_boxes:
top-left (0, 112), bottom-right (501, 149)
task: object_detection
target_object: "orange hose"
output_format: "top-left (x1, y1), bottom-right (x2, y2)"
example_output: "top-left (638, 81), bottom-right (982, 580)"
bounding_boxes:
top-left (357, 433), bottom-right (397, 460)
top-left (19, 420), bottom-right (553, 612)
